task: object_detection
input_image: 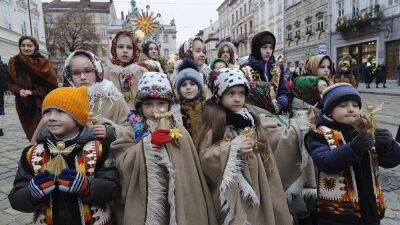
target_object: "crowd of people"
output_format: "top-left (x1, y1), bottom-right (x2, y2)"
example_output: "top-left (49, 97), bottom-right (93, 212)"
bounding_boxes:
top-left (0, 30), bottom-right (400, 225)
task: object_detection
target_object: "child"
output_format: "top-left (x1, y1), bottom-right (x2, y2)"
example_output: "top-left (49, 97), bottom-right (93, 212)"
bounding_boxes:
top-left (332, 57), bottom-right (357, 87)
top-left (286, 54), bottom-right (334, 113)
top-left (139, 40), bottom-right (166, 73)
top-left (105, 30), bottom-right (147, 108)
top-left (305, 83), bottom-right (400, 225)
top-left (210, 57), bottom-right (228, 70)
top-left (173, 37), bottom-right (211, 84)
top-left (9, 87), bottom-right (120, 225)
top-left (32, 50), bottom-right (130, 146)
top-left (174, 59), bottom-right (205, 138)
top-left (196, 68), bottom-right (292, 225)
top-left (111, 72), bottom-right (218, 225)
top-left (217, 42), bottom-right (238, 69)
top-left (245, 31), bottom-right (289, 113)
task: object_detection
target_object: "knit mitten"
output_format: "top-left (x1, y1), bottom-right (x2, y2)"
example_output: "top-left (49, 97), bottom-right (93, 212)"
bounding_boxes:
top-left (350, 132), bottom-right (373, 156)
top-left (29, 171), bottom-right (56, 200)
top-left (151, 129), bottom-right (173, 146)
top-left (58, 168), bottom-right (89, 196)
top-left (375, 128), bottom-right (394, 153)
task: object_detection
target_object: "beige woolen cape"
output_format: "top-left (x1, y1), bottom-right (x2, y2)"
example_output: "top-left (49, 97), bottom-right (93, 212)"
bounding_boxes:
top-left (198, 125), bottom-right (292, 225)
top-left (105, 60), bottom-right (148, 110)
top-left (111, 123), bottom-right (218, 225)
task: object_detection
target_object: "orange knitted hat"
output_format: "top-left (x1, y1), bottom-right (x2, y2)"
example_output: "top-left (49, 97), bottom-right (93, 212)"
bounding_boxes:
top-left (42, 87), bottom-right (89, 125)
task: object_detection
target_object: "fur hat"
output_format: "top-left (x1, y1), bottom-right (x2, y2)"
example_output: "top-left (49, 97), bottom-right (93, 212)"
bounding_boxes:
top-left (174, 59), bottom-right (203, 97)
top-left (42, 87), bottom-right (89, 125)
top-left (209, 68), bottom-right (249, 96)
top-left (62, 50), bottom-right (104, 86)
top-left (135, 72), bottom-right (174, 108)
top-left (210, 57), bottom-right (229, 70)
top-left (322, 83), bottom-right (362, 114)
top-left (251, 31), bottom-right (276, 60)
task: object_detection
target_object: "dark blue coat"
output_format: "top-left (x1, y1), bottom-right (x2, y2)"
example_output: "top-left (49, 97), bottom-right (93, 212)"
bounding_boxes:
top-left (305, 114), bottom-right (400, 225)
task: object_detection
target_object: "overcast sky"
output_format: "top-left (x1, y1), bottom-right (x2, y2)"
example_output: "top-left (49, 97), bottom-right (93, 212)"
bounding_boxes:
top-left (113, 0), bottom-right (224, 46)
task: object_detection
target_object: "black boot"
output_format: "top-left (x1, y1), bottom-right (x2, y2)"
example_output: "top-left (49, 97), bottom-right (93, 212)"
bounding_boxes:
top-left (376, 84), bottom-right (379, 88)
top-left (0, 128), bottom-right (3, 136)
top-left (367, 84), bottom-right (370, 89)
top-left (383, 84), bottom-right (387, 88)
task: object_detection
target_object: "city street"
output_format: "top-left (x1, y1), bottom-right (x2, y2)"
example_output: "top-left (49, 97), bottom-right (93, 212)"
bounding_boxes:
top-left (0, 84), bottom-right (399, 224)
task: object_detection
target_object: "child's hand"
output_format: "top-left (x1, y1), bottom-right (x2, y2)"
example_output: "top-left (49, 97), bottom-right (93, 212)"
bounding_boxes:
top-left (350, 132), bottom-right (373, 155)
top-left (240, 137), bottom-right (254, 156)
top-left (29, 170), bottom-right (56, 200)
top-left (58, 168), bottom-right (90, 196)
top-left (19, 89), bottom-right (28, 97)
top-left (375, 128), bottom-right (393, 153)
top-left (92, 124), bottom-right (107, 139)
top-left (151, 129), bottom-right (173, 146)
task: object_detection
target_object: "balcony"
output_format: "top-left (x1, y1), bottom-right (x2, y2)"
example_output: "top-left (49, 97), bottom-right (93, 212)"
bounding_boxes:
top-left (336, 4), bottom-right (383, 38)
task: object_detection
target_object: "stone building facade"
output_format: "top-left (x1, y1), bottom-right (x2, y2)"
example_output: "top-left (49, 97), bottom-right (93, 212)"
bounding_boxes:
top-left (284, 0), bottom-right (329, 63)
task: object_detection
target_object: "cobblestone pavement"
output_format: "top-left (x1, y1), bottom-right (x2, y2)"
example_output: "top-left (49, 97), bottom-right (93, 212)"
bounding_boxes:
top-left (0, 93), bottom-right (399, 225)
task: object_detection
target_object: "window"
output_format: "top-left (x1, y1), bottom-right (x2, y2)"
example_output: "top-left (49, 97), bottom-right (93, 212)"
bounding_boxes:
top-left (100, 28), bottom-right (107, 39)
top-left (164, 49), bottom-right (169, 58)
top-left (231, 14), bottom-right (234, 24)
top-left (295, 21), bottom-right (301, 37)
top-left (244, 23), bottom-right (247, 35)
top-left (249, 20), bottom-right (253, 32)
top-left (91, 14), bottom-right (96, 23)
top-left (236, 11), bottom-right (238, 21)
top-left (33, 15), bottom-right (39, 39)
top-left (352, 0), bottom-right (359, 16)
top-left (277, 0), bottom-right (282, 13)
top-left (277, 24), bottom-right (282, 43)
top-left (240, 26), bottom-right (243, 35)
top-left (19, 9), bottom-right (27, 35)
top-left (163, 34), bottom-right (168, 43)
top-left (269, 2), bottom-right (273, 15)
top-left (233, 30), bottom-right (235, 39)
top-left (287, 25), bottom-right (292, 39)
top-left (244, 4), bottom-right (247, 14)
top-left (240, 7), bottom-right (242, 18)
top-left (317, 14), bottom-right (324, 30)
top-left (100, 15), bottom-right (108, 23)
top-left (338, 0), bottom-right (344, 17)
top-left (305, 18), bottom-right (312, 33)
top-left (0, 1), bottom-right (11, 29)
top-left (388, 0), bottom-right (399, 5)
top-left (249, 0), bottom-right (252, 11)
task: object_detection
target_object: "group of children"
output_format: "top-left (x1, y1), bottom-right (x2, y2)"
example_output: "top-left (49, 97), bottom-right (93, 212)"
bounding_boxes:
top-left (8, 29), bottom-right (400, 225)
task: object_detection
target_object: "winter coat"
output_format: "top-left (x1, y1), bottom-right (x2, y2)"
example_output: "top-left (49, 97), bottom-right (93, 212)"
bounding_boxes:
top-left (374, 65), bottom-right (385, 84)
top-left (104, 60), bottom-right (148, 110)
top-left (0, 62), bottom-right (7, 116)
top-left (363, 63), bottom-right (375, 84)
top-left (305, 114), bottom-right (400, 224)
top-left (8, 127), bottom-right (120, 225)
top-left (198, 118), bottom-right (292, 225)
top-left (247, 55), bottom-right (289, 111)
top-left (6, 53), bottom-right (58, 140)
top-left (111, 120), bottom-right (218, 225)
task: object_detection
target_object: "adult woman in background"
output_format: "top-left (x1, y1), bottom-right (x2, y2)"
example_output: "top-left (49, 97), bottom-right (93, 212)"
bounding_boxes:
top-left (6, 36), bottom-right (58, 141)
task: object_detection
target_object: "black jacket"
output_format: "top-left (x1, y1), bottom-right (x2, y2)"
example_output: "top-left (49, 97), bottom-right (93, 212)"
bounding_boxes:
top-left (8, 127), bottom-right (120, 225)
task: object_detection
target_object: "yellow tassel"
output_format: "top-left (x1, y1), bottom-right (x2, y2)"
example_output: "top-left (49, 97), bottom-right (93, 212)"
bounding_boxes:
top-left (45, 155), bottom-right (68, 175)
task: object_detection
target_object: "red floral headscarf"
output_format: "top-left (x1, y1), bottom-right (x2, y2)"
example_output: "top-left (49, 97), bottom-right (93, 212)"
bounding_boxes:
top-left (110, 30), bottom-right (139, 66)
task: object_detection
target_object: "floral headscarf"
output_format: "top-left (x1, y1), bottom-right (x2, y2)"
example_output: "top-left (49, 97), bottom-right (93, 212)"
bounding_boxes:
top-left (110, 30), bottom-right (139, 66)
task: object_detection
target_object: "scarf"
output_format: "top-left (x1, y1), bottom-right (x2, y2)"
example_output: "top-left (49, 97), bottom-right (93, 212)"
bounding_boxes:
top-left (110, 30), bottom-right (137, 67)
top-left (225, 108), bottom-right (255, 131)
top-left (10, 53), bottom-right (58, 88)
top-left (248, 55), bottom-right (276, 82)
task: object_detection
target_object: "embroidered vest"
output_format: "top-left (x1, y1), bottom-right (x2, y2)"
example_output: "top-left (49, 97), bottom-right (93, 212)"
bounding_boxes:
top-left (26, 141), bottom-right (112, 225)
top-left (316, 126), bottom-right (385, 220)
